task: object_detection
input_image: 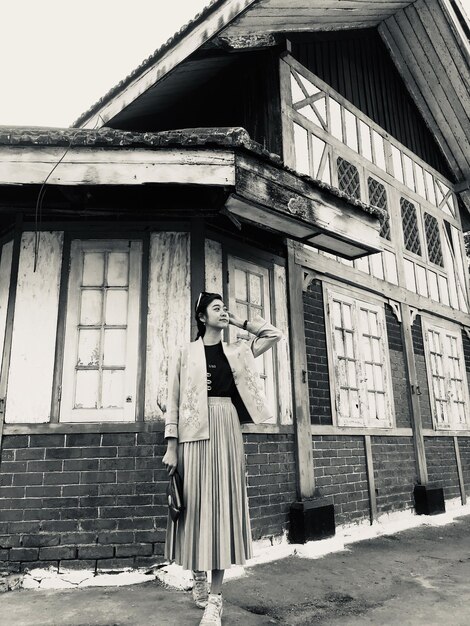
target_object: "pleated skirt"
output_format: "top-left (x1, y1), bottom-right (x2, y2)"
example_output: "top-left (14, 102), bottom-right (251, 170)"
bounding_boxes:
top-left (165, 397), bottom-right (252, 571)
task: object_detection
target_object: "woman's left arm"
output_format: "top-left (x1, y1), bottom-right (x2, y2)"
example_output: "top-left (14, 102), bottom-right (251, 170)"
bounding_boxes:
top-left (229, 312), bottom-right (284, 358)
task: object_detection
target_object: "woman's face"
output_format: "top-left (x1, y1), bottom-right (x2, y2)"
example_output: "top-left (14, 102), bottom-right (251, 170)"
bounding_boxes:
top-left (200, 299), bottom-right (229, 330)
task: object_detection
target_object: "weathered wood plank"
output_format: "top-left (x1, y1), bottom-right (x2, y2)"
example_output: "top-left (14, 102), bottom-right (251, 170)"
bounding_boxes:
top-left (0, 241), bottom-right (13, 374)
top-left (190, 218), bottom-right (206, 341)
top-left (287, 239), bottom-right (315, 499)
top-left (273, 263), bottom-right (293, 425)
top-left (311, 425), bottom-right (413, 436)
top-left (144, 232), bottom-right (190, 421)
top-left (0, 148), bottom-right (236, 187)
top-left (394, 9), bottom-right (470, 159)
top-left (79, 0), bottom-right (258, 127)
top-left (454, 436), bottom-right (467, 505)
top-left (205, 239), bottom-right (223, 295)
top-left (364, 435), bottom-right (378, 523)
top-left (298, 248), bottom-right (470, 328)
top-left (5, 232), bottom-right (63, 424)
top-left (49, 235), bottom-right (71, 423)
top-left (413, 1), bottom-right (470, 120)
top-left (379, 18), bottom-right (465, 179)
top-left (400, 302), bottom-right (428, 485)
top-left (136, 234), bottom-right (150, 422)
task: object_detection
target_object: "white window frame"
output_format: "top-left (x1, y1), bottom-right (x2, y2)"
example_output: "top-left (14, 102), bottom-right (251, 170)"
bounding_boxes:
top-left (323, 283), bottom-right (394, 428)
top-left (59, 239), bottom-right (142, 422)
top-left (227, 256), bottom-right (278, 422)
top-left (422, 317), bottom-right (470, 431)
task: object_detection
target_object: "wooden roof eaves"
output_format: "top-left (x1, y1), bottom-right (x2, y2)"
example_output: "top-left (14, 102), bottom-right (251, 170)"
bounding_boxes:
top-left (73, 0), bottom-right (258, 130)
top-left (0, 125), bottom-right (383, 220)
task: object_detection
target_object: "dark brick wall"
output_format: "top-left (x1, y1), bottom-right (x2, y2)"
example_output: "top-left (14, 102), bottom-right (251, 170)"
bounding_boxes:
top-left (0, 432), bottom-right (167, 572)
top-left (312, 436), bottom-right (369, 525)
top-left (458, 437), bottom-right (470, 496)
top-left (385, 306), bottom-right (412, 429)
top-left (243, 433), bottom-right (297, 540)
top-left (412, 316), bottom-right (433, 429)
top-left (0, 430), bottom-right (296, 571)
top-left (303, 280), bottom-right (332, 425)
top-left (372, 437), bottom-right (416, 514)
top-left (424, 437), bottom-right (460, 500)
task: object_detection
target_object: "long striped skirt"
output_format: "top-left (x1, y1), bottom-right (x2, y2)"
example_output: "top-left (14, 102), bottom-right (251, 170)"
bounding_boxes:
top-left (165, 397), bottom-right (252, 571)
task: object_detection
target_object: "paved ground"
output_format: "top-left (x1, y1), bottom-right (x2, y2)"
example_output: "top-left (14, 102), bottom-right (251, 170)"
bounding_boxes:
top-left (3, 514), bottom-right (470, 625)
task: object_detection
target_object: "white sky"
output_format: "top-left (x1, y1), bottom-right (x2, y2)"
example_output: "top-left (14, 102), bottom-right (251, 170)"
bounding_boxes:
top-left (0, 1), bottom-right (210, 127)
top-left (1, 0), bottom-right (469, 128)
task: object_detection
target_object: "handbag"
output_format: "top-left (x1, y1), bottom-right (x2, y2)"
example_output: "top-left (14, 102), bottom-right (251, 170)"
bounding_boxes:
top-left (166, 471), bottom-right (184, 522)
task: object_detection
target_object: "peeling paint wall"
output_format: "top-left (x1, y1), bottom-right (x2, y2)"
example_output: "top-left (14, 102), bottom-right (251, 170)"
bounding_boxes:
top-left (5, 232), bottom-right (63, 423)
top-left (145, 232), bottom-right (190, 421)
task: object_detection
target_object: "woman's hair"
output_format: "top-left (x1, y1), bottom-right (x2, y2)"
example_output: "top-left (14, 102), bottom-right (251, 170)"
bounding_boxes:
top-left (194, 292), bottom-right (223, 340)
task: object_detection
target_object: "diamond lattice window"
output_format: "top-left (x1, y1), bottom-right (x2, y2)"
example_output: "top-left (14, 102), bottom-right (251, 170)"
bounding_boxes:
top-left (368, 177), bottom-right (390, 240)
top-left (401, 198), bottom-right (422, 256)
top-left (337, 157), bottom-right (361, 200)
top-left (424, 213), bottom-right (444, 267)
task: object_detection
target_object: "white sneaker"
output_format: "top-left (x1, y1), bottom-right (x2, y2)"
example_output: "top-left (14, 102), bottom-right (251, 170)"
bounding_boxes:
top-left (192, 570), bottom-right (209, 609)
top-left (199, 593), bottom-right (223, 625)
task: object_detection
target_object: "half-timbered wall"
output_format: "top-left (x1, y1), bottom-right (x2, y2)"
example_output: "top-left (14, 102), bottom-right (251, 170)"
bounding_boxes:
top-left (290, 29), bottom-right (451, 177)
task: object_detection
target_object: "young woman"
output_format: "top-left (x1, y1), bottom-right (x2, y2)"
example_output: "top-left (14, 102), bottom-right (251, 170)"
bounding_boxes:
top-left (162, 291), bottom-right (283, 625)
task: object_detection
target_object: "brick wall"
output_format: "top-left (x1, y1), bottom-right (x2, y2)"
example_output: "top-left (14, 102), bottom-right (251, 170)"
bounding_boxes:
top-left (0, 432), bottom-right (167, 573)
top-left (385, 305), bottom-right (412, 429)
top-left (312, 436), bottom-right (369, 525)
top-left (243, 433), bottom-right (297, 540)
top-left (372, 437), bottom-right (416, 514)
top-left (0, 430), bottom-right (295, 571)
top-left (412, 316), bottom-right (433, 429)
top-left (424, 437), bottom-right (460, 500)
top-left (303, 280), bottom-right (332, 425)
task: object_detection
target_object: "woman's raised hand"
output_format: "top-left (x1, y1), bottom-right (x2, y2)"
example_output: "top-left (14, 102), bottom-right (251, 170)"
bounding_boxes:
top-left (228, 311), bottom-right (244, 328)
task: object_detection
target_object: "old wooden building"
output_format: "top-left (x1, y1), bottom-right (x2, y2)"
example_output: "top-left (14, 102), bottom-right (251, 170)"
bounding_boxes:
top-left (1, 0), bottom-right (470, 572)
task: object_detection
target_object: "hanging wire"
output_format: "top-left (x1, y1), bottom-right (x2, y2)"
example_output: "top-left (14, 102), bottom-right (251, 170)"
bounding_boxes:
top-left (33, 115), bottom-right (105, 272)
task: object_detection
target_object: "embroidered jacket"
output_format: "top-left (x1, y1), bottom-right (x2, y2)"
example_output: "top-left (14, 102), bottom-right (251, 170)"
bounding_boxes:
top-left (164, 315), bottom-right (283, 442)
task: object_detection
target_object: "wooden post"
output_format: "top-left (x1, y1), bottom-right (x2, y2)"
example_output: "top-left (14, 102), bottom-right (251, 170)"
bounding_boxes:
top-left (400, 302), bottom-right (428, 485)
top-left (190, 217), bottom-right (206, 341)
top-left (364, 435), bottom-right (378, 524)
top-left (0, 215), bottom-right (22, 449)
top-left (454, 436), bottom-right (466, 505)
top-left (286, 239), bottom-right (315, 500)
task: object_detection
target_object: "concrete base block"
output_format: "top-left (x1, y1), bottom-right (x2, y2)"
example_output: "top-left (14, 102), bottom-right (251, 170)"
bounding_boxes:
top-left (288, 500), bottom-right (335, 544)
top-left (414, 485), bottom-right (446, 516)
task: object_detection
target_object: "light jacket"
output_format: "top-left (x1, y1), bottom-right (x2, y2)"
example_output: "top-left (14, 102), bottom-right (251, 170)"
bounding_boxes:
top-left (164, 315), bottom-right (283, 443)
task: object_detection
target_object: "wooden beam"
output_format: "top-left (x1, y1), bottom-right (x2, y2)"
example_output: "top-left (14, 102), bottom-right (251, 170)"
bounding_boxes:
top-left (0, 147), bottom-right (236, 187)
top-left (49, 235), bottom-right (71, 422)
top-left (287, 239), bottom-right (315, 500)
top-left (400, 302), bottom-right (428, 485)
top-left (190, 217), bottom-right (206, 341)
top-left (78, 0), bottom-right (258, 128)
top-left (0, 215), bottom-right (22, 449)
top-left (454, 435), bottom-right (467, 505)
top-left (364, 435), bottom-right (378, 523)
top-left (137, 233), bottom-right (150, 422)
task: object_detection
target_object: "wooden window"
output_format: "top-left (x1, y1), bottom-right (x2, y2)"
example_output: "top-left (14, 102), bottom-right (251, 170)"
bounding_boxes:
top-left (368, 177), bottom-right (390, 241)
top-left (60, 240), bottom-right (142, 422)
top-left (401, 197), bottom-right (422, 256)
top-left (424, 213), bottom-right (443, 267)
top-left (337, 157), bottom-right (360, 200)
top-left (422, 319), bottom-right (470, 430)
top-left (227, 256), bottom-right (277, 421)
top-left (326, 287), bottom-right (393, 428)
